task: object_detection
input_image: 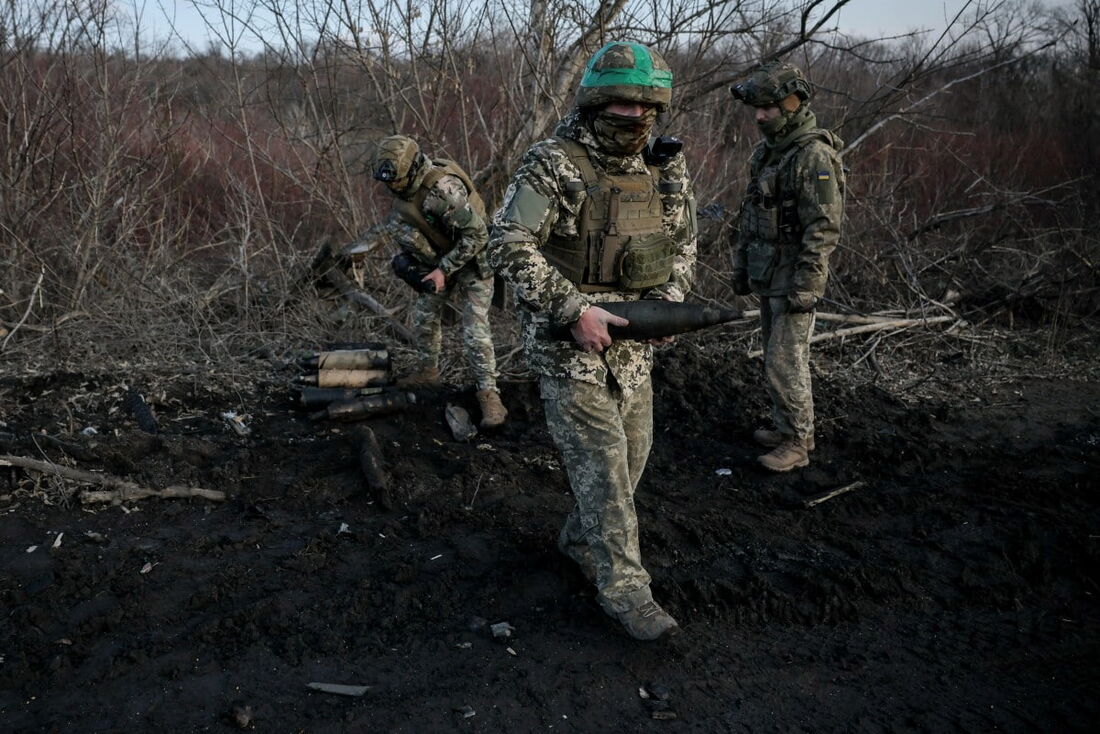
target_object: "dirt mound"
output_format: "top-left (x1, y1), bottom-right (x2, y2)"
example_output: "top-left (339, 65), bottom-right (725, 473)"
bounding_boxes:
top-left (1, 334), bottom-right (1098, 731)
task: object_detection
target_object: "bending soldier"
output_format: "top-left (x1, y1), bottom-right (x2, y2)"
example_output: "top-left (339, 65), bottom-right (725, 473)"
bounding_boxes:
top-left (370, 135), bottom-right (507, 428)
top-left (730, 61), bottom-right (845, 471)
top-left (489, 42), bottom-right (697, 640)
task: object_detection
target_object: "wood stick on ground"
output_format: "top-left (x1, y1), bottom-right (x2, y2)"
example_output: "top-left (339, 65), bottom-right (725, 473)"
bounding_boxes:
top-left (803, 480), bottom-right (866, 508)
top-left (748, 316), bottom-right (958, 357)
top-left (0, 455), bottom-right (225, 503)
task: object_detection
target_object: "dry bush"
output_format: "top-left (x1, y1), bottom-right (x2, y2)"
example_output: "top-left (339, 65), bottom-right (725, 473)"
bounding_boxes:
top-left (0, 0), bottom-right (1097, 371)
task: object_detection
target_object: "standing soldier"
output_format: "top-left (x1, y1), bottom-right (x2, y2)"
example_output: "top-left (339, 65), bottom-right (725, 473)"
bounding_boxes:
top-left (489, 42), bottom-right (697, 640)
top-left (371, 135), bottom-right (507, 428)
top-left (730, 61), bottom-right (844, 471)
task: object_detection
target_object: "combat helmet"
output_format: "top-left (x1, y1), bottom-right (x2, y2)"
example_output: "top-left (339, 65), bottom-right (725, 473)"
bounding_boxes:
top-left (373, 134), bottom-right (423, 186)
top-left (575, 41), bottom-right (673, 111)
top-left (730, 61), bottom-right (813, 107)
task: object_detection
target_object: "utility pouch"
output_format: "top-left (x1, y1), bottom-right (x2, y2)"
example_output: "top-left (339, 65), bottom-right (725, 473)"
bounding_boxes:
top-left (618, 231), bottom-right (675, 290)
top-left (745, 239), bottom-right (778, 283)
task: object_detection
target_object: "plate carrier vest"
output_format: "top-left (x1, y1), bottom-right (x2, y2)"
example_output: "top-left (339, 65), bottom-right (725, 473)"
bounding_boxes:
top-left (392, 159), bottom-right (487, 255)
top-left (541, 137), bottom-right (677, 293)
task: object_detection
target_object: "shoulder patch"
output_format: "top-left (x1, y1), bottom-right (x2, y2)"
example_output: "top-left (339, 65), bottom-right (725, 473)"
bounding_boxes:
top-left (503, 184), bottom-right (551, 232)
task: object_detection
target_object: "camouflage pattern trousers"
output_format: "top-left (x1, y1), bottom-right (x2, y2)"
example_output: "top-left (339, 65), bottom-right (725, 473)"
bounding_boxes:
top-left (760, 296), bottom-right (816, 441)
top-left (540, 375), bottom-right (654, 603)
top-left (413, 266), bottom-right (498, 391)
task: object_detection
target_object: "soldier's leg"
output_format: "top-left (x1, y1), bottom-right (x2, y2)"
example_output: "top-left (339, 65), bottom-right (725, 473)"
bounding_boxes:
top-left (412, 290), bottom-right (446, 369)
top-left (763, 296), bottom-right (816, 442)
top-left (541, 376), bottom-right (651, 598)
top-left (455, 269), bottom-right (498, 391)
top-left (621, 377), bottom-right (654, 492)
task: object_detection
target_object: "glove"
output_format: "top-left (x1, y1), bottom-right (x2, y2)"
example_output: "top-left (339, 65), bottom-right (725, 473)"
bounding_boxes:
top-left (787, 291), bottom-right (819, 313)
top-left (732, 271), bottom-right (751, 296)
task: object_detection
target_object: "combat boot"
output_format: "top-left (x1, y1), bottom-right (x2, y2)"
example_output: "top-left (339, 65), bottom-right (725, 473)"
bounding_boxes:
top-left (396, 365), bottom-right (441, 388)
top-left (476, 389), bottom-right (508, 428)
top-left (598, 587), bottom-right (680, 641)
top-left (753, 428), bottom-right (814, 451)
top-left (758, 438), bottom-right (810, 472)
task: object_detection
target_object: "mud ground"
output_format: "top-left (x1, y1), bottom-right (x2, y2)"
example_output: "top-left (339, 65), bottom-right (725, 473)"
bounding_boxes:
top-left (1, 330), bottom-right (1098, 733)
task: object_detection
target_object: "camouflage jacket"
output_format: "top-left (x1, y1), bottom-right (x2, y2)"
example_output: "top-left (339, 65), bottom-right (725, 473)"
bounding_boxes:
top-left (383, 163), bottom-right (490, 278)
top-left (488, 111), bottom-right (697, 393)
top-left (733, 108), bottom-right (844, 298)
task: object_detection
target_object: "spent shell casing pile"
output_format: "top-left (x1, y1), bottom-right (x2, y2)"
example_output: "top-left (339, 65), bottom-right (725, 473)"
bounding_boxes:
top-left (291, 345), bottom-right (406, 421)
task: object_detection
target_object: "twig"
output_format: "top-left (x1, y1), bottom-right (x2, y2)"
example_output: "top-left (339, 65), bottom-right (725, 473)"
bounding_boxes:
top-left (0, 455), bottom-right (225, 503)
top-left (1, 267), bottom-right (44, 351)
top-left (803, 480), bottom-right (865, 508)
top-left (748, 316), bottom-right (958, 357)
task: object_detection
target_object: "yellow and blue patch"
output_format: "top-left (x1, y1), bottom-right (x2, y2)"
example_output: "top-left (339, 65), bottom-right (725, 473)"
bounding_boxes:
top-left (816, 170), bottom-right (831, 181)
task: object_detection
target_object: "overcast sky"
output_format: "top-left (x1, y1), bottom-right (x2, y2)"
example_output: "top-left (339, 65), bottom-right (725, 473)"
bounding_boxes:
top-left (143, 0), bottom-right (1059, 52)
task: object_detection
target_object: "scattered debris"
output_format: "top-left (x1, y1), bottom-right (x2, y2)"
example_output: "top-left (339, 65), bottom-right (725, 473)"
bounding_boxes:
top-left (51, 532), bottom-right (63, 549)
top-left (490, 621), bottom-right (515, 639)
top-left (306, 682), bottom-right (370, 697)
top-left (337, 522), bottom-right (350, 535)
top-left (230, 703), bottom-right (253, 729)
top-left (220, 411), bottom-right (252, 437)
top-left (81, 427), bottom-right (98, 436)
top-left (429, 553), bottom-right (443, 561)
top-left (140, 562), bottom-right (156, 574)
top-left (715, 467), bottom-right (732, 476)
top-left (803, 480), bottom-right (866, 509)
top-left (454, 705), bottom-right (476, 719)
top-left (445, 404), bottom-right (477, 442)
top-left (455, 642), bottom-right (472, 649)
top-left (641, 682), bottom-right (676, 719)
top-left (26, 545), bottom-right (37, 553)
top-left (506, 646), bottom-right (517, 656)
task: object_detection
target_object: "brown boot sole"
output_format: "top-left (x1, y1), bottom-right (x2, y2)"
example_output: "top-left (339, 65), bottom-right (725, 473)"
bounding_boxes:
top-left (757, 455), bottom-right (810, 472)
top-left (754, 432), bottom-right (815, 452)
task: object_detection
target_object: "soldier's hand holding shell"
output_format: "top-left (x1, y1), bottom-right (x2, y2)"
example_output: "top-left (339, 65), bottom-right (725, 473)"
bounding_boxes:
top-left (570, 306), bottom-right (629, 354)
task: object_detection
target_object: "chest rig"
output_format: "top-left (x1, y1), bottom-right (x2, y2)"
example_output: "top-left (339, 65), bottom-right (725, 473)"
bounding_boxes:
top-left (739, 135), bottom-right (830, 283)
top-left (542, 137), bottom-right (675, 293)
top-left (392, 159), bottom-right (486, 255)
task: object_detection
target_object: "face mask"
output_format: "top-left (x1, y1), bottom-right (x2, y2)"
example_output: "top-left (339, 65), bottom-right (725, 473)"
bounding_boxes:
top-left (592, 108), bottom-right (658, 155)
top-left (757, 112), bottom-right (789, 139)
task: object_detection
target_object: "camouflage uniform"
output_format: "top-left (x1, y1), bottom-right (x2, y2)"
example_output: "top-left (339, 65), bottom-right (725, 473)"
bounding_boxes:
top-left (489, 109), bottom-right (696, 604)
top-left (732, 72), bottom-right (844, 447)
top-left (380, 163), bottom-right (500, 391)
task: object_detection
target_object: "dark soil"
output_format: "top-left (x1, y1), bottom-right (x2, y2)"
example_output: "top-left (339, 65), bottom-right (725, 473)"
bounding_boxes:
top-left (2, 333), bottom-right (1098, 733)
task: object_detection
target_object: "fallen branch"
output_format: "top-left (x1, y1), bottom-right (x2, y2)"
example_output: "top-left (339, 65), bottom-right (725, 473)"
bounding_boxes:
top-left (0, 454), bottom-right (225, 503)
top-left (803, 480), bottom-right (865, 508)
top-left (748, 316), bottom-right (959, 357)
top-left (317, 257), bottom-right (417, 345)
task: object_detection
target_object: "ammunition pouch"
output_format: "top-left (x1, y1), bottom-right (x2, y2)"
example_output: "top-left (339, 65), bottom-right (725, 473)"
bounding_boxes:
top-left (618, 231), bottom-right (676, 290)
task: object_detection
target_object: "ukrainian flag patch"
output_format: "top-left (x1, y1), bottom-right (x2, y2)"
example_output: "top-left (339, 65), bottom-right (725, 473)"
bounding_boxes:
top-left (817, 170), bottom-right (831, 181)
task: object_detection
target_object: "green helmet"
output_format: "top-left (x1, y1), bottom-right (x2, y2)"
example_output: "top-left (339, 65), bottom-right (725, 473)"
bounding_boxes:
top-left (730, 61), bottom-right (813, 106)
top-left (575, 41), bottom-right (673, 111)
top-left (373, 135), bottom-right (421, 184)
